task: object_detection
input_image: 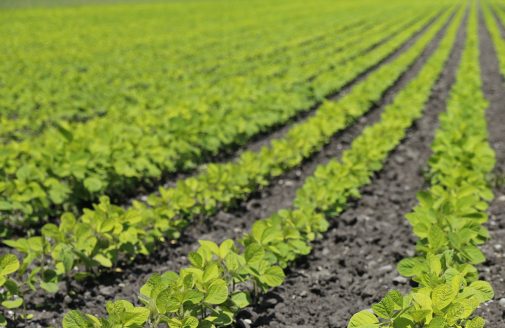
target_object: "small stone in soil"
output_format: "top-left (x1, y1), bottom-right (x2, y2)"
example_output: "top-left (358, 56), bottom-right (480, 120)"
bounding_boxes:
top-left (378, 264), bottom-right (393, 273)
top-left (393, 276), bottom-right (408, 284)
top-left (499, 298), bottom-right (505, 309)
top-left (99, 286), bottom-right (114, 296)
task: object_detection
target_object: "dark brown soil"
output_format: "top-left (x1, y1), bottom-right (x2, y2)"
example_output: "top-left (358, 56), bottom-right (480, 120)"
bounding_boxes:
top-left (239, 9), bottom-right (466, 328)
top-left (474, 5), bottom-right (505, 326)
top-left (14, 9), bottom-right (452, 328)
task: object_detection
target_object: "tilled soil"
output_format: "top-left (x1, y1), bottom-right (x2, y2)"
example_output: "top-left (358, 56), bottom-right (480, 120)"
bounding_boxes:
top-left (474, 6), bottom-right (505, 326)
top-left (18, 9), bottom-right (450, 328)
top-left (241, 9), bottom-right (466, 328)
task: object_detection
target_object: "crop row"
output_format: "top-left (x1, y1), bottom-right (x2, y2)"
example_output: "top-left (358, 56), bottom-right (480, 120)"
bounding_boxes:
top-left (484, 0), bottom-right (505, 77)
top-left (349, 2), bottom-right (497, 327)
top-left (0, 4), bottom-right (449, 224)
top-left (53, 5), bottom-right (466, 327)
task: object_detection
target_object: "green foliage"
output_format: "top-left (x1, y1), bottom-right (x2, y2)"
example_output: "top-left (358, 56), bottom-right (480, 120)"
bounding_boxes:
top-left (0, 254), bottom-right (23, 326)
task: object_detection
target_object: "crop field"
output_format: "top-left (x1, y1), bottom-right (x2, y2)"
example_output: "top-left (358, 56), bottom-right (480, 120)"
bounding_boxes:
top-left (1, 0), bottom-right (505, 327)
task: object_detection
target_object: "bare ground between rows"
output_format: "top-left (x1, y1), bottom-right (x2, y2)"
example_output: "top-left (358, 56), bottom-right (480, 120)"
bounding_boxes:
top-left (474, 6), bottom-right (505, 326)
top-left (240, 9), bottom-right (466, 328)
top-left (9, 10), bottom-right (450, 328)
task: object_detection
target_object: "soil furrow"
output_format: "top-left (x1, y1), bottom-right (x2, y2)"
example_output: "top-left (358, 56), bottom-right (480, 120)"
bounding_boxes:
top-left (474, 5), bottom-right (505, 326)
top-left (241, 9), bottom-right (467, 328)
top-left (22, 9), bottom-right (455, 328)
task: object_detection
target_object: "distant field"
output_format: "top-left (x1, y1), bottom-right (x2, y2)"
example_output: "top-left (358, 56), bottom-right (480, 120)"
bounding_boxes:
top-left (0, 0), bottom-right (167, 8)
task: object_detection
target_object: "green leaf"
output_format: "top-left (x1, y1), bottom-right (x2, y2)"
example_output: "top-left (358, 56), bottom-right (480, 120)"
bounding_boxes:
top-left (231, 291), bottom-right (251, 308)
top-left (468, 281), bottom-right (494, 302)
top-left (182, 316), bottom-right (199, 328)
top-left (386, 290), bottom-right (404, 307)
top-left (347, 310), bottom-right (379, 328)
top-left (1, 298), bottom-right (23, 309)
top-left (261, 266), bottom-right (285, 287)
top-left (199, 240), bottom-right (220, 256)
top-left (83, 176), bottom-right (104, 193)
top-left (123, 306), bottom-right (149, 326)
top-left (462, 245), bottom-right (485, 264)
top-left (156, 288), bottom-right (180, 313)
top-left (188, 252), bottom-right (204, 268)
top-left (465, 316), bottom-right (485, 328)
top-left (371, 294), bottom-right (395, 319)
top-left (219, 239), bottom-right (234, 258)
top-left (202, 263), bottom-right (219, 283)
top-left (224, 251), bottom-right (242, 272)
top-left (427, 316), bottom-right (446, 328)
top-left (204, 279), bottom-right (228, 304)
top-left (245, 243), bottom-right (264, 264)
top-left (41, 281), bottom-right (60, 293)
top-left (62, 310), bottom-right (95, 328)
top-left (93, 254), bottom-right (113, 268)
top-left (182, 289), bottom-right (204, 305)
top-left (0, 201), bottom-right (12, 210)
top-left (0, 254), bottom-right (20, 276)
top-left (432, 283), bottom-right (455, 310)
top-left (397, 258), bottom-right (422, 277)
top-left (428, 225), bottom-right (447, 251)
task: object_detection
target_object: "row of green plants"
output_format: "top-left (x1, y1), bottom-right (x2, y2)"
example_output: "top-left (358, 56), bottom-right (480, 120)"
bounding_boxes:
top-left (348, 3), bottom-right (497, 327)
top-left (0, 6), bottom-right (455, 313)
top-left (0, 3), bottom-right (450, 224)
top-left (57, 6), bottom-right (465, 326)
top-left (0, 6), bottom-right (444, 225)
top-left (484, 0), bottom-right (505, 76)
